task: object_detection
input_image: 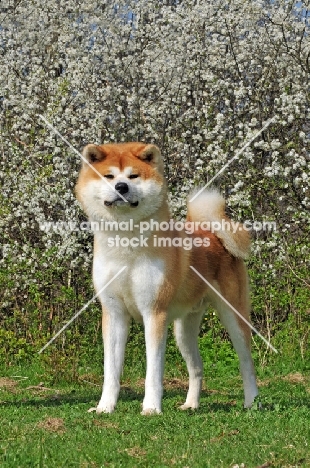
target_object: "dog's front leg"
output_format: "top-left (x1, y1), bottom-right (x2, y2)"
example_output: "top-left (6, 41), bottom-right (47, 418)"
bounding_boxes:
top-left (95, 306), bottom-right (130, 414)
top-left (142, 311), bottom-right (168, 415)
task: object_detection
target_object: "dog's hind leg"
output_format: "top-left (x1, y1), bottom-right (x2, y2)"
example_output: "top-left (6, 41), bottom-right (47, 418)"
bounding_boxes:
top-left (210, 261), bottom-right (258, 408)
top-left (174, 310), bottom-right (204, 410)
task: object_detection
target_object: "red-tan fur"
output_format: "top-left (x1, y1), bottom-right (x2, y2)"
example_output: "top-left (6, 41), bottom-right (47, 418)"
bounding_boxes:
top-left (76, 142), bottom-right (258, 414)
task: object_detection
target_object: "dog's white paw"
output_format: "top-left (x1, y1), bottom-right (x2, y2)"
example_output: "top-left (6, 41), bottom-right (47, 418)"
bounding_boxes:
top-left (179, 403), bottom-right (198, 411)
top-left (87, 403), bottom-right (115, 414)
top-left (244, 394), bottom-right (261, 409)
top-left (141, 408), bottom-right (162, 416)
top-left (96, 406), bottom-right (115, 414)
top-left (87, 407), bottom-right (97, 413)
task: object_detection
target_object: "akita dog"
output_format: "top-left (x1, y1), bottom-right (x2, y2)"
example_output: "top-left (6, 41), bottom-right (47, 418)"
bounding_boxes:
top-left (75, 142), bottom-right (258, 414)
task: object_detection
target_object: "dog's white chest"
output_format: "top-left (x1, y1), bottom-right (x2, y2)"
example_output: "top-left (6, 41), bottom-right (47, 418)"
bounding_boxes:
top-left (93, 246), bottom-right (165, 320)
top-left (129, 256), bottom-right (165, 314)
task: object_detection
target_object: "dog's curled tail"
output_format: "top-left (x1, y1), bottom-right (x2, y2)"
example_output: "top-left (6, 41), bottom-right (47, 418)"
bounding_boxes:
top-left (187, 188), bottom-right (251, 259)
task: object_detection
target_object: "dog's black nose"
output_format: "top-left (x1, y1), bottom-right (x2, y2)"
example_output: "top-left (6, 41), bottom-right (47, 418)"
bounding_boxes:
top-left (115, 182), bottom-right (129, 195)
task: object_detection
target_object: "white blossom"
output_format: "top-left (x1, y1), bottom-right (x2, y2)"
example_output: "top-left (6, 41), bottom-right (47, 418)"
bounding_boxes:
top-left (0, 0), bottom-right (309, 319)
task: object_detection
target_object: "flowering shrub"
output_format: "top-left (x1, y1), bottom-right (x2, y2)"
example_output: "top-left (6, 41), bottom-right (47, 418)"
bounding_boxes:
top-left (0, 0), bottom-right (309, 361)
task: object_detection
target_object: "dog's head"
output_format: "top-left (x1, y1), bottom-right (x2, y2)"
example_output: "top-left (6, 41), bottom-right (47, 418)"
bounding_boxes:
top-left (75, 142), bottom-right (166, 222)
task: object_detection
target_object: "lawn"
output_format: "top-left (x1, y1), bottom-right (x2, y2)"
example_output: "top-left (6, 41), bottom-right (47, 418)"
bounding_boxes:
top-left (0, 357), bottom-right (309, 468)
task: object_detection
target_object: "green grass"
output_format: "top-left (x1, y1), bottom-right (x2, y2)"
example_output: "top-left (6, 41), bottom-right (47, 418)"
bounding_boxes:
top-left (0, 357), bottom-right (309, 468)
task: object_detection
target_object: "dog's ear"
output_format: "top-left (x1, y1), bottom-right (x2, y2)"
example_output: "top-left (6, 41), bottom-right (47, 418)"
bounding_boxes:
top-left (137, 144), bottom-right (163, 168)
top-left (82, 144), bottom-right (107, 165)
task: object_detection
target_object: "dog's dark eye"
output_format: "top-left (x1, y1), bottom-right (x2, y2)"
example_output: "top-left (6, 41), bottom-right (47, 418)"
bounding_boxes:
top-left (129, 174), bottom-right (139, 179)
top-left (104, 174), bottom-right (114, 179)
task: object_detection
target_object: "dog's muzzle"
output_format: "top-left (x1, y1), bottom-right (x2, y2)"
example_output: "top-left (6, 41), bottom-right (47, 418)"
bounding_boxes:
top-left (104, 182), bottom-right (139, 207)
